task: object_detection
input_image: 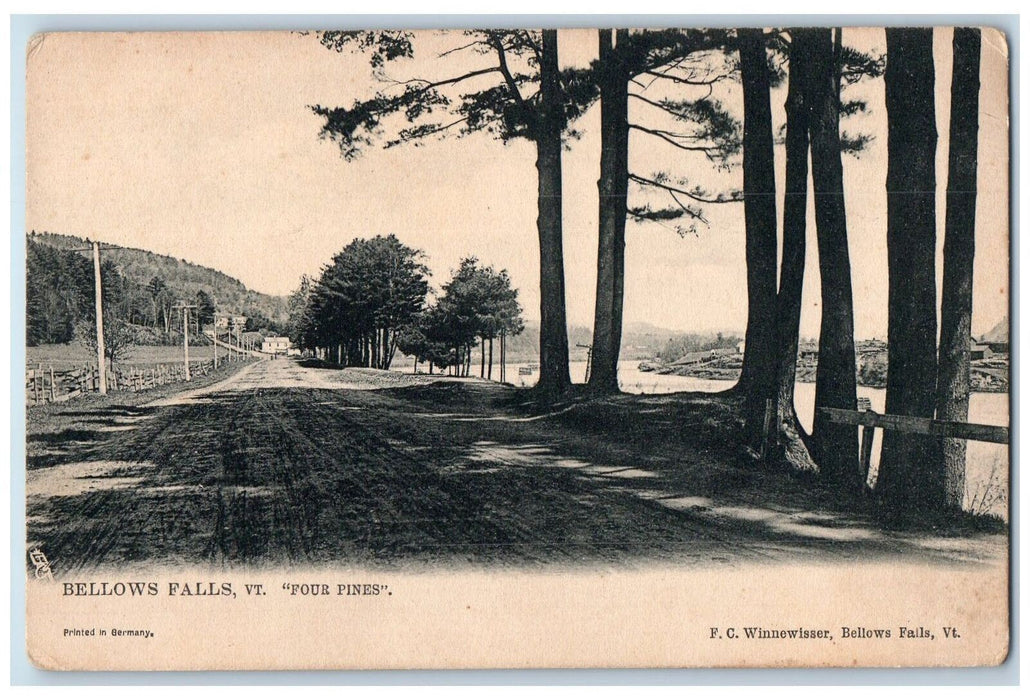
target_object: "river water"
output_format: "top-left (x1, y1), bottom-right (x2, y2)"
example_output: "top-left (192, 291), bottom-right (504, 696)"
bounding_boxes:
top-left (502, 359), bottom-right (1009, 519)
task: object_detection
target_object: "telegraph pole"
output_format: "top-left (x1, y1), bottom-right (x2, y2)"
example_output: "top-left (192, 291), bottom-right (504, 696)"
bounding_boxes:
top-left (68, 239), bottom-right (123, 395)
top-left (91, 240), bottom-right (108, 395)
top-left (174, 301), bottom-right (198, 381)
top-left (232, 316), bottom-right (248, 360)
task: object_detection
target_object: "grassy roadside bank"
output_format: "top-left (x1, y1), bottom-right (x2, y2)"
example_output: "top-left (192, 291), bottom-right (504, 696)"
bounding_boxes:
top-left (375, 378), bottom-right (1007, 534)
top-left (25, 359), bottom-right (256, 459)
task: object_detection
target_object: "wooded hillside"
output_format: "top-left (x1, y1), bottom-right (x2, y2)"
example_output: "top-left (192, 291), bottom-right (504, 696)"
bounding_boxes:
top-left (27, 232), bottom-right (289, 345)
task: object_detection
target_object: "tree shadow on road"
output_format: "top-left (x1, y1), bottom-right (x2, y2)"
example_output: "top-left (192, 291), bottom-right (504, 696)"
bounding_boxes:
top-left (24, 384), bottom-right (1007, 575)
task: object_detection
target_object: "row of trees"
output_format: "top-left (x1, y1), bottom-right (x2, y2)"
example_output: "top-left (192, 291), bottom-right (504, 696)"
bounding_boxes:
top-left (289, 235), bottom-right (524, 377)
top-left (396, 257), bottom-right (524, 378)
top-left (312, 28), bottom-right (986, 515)
top-left (884, 29), bottom-right (983, 514)
top-left (730, 27), bottom-right (985, 515)
top-left (313, 29), bottom-right (747, 396)
top-left (27, 239), bottom-right (104, 345)
top-left (292, 235), bottom-right (429, 369)
top-left (27, 238), bottom-right (222, 348)
top-left (28, 238), bottom-right (238, 369)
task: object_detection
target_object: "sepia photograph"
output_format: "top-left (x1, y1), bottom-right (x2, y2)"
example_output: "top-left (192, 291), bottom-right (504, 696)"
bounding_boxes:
top-left (21, 23), bottom-right (1011, 670)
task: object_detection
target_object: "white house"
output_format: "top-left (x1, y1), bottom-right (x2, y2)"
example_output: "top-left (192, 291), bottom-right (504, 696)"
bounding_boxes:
top-left (261, 336), bottom-right (291, 355)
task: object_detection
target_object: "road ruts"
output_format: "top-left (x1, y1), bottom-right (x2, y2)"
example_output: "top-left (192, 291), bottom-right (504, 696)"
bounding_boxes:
top-left (26, 359), bottom-right (1007, 572)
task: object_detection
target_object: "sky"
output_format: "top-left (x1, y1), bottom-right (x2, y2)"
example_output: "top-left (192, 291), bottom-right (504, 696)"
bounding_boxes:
top-left (26, 27), bottom-right (1010, 339)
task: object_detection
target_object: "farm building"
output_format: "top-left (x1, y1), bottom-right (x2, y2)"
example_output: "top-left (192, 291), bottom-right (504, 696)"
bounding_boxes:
top-left (798, 342), bottom-right (820, 360)
top-left (969, 337), bottom-right (993, 361)
top-left (980, 316), bottom-right (1008, 354)
top-left (261, 336), bottom-right (291, 355)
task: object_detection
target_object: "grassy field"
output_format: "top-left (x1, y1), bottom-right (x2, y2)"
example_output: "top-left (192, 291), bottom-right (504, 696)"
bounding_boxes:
top-left (27, 342), bottom-right (223, 367)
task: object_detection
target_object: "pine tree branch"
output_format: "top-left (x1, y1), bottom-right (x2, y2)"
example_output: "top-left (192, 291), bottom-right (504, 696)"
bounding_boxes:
top-left (437, 38), bottom-right (485, 58)
top-left (629, 124), bottom-right (724, 157)
top-left (385, 117), bottom-right (470, 147)
top-left (629, 172), bottom-right (741, 204)
top-left (381, 66), bottom-right (501, 92)
top-left (668, 192), bottom-right (709, 224)
top-left (488, 33), bottom-right (530, 110)
top-left (642, 69), bottom-right (727, 86)
top-left (630, 90), bottom-right (715, 115)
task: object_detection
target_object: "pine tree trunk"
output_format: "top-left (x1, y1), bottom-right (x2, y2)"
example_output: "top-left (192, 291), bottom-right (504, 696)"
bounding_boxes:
top-left (737, 27), bottom-right (780, 447)
top-left (488, 337), bottom-right (494, 380)
top-left (803, 28), bottom-right (860, 486)
top-left (879, 28), bottom-right (941, 512)
top-left (589, 28), bottom-right (629, 394)
top-left (936, 27), bottom-right (981, 511)
top-left (773, 30), bottom-right (818, 473)
top-left (535, 29), bottom-right (572, 398)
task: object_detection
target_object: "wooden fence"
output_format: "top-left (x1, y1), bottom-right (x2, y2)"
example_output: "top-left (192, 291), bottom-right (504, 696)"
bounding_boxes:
top-left (25, 355), bottom-right (248, 406)
top-left (757, 397), bottom-right (1009, 476)
top-left (817, 405), bottom-right (1009, 476)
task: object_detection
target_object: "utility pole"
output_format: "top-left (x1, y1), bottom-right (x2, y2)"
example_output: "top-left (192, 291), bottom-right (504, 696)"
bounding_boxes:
top-left (174, 301), bottom-right (198, 381)
top-left (90, 240), bottom-right (108, 395)
top-left (577, 343), bottom-right (593, 383)
top-left (68, 239), bottom-right (122, 395)
top-left (232, 316), bottom-right (248, 361)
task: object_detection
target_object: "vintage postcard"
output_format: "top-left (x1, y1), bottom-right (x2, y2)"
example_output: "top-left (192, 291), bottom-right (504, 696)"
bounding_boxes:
top-left (23, 26), bottom-right (1010, 670)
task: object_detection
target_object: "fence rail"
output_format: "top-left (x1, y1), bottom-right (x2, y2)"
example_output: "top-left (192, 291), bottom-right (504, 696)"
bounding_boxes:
top-left (817, 405), bottom-right (1009, 481)
top-left (25, 354), bottom-right (249, 406)
top-left (817, 406), bottom-right (1009, 444)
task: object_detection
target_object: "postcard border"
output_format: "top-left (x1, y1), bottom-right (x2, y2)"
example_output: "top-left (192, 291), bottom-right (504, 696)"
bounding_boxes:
top-left (8, 11), bottom-right (1020, 686)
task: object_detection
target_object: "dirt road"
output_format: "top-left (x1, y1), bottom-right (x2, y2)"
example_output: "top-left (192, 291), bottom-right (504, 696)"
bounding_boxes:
top-left (26, 358), bottom-right (1005, 574)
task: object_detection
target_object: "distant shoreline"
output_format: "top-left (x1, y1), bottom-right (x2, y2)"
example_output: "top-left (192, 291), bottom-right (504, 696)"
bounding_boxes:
top-left (637, 358), bottom-right (1009, 394)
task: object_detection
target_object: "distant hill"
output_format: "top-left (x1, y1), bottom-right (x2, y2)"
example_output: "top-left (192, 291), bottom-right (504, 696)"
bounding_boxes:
top-left (489, 320), bottom-right (710, 362)
top-left (28, 232), bottom-right (289, 328)
top-left (980, 316), bottom-right (1009, 345)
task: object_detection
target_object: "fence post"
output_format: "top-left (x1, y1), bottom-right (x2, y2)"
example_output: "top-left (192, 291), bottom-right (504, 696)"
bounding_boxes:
top-left (860, 423), bottom-right (876, 483)
top-left (49, 365), bottom-right (56, 402)
top-left (759, 398), bottom-right (776, 460)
